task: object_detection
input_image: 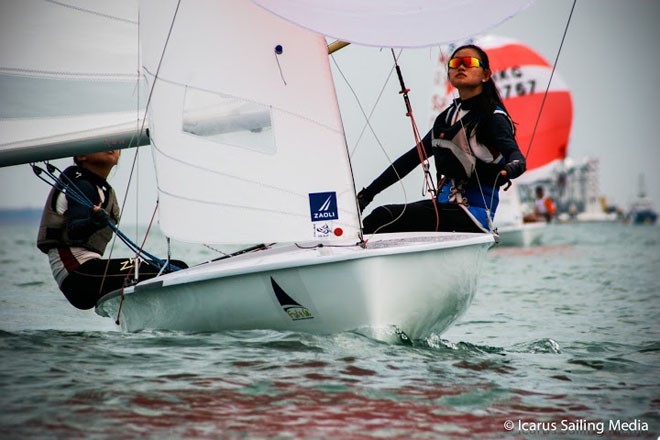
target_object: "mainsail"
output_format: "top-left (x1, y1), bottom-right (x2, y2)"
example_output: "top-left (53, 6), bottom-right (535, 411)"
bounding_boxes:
top-left (0, 0), bottom-right (146, 167)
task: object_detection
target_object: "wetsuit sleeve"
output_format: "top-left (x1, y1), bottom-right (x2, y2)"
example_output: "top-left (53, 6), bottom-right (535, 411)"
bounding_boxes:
top-left (362, 130), bottom-right (434, 197)
top-left (66, 179), bottom-right (108, 240)
top-left (490, 113), bottom-right (524, 162)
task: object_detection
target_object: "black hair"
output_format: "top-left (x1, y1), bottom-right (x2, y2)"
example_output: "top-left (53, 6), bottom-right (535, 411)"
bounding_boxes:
top-left (450, 44), bottom-right (515, 146)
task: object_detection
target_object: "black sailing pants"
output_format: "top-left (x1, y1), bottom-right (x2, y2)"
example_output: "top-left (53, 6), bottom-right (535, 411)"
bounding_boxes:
top-left (60, 258), bottom-right (188, 310)
top-left (362, 199), bottom-right (484, 234)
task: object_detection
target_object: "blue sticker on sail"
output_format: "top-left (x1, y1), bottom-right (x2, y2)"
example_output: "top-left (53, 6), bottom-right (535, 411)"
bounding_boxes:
top-left (308, 192), bottom-right (338, 222)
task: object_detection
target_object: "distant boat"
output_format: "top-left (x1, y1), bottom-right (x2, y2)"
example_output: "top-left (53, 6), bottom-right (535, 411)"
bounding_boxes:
top-left (495, 182), bottom-right (546, 247)
top-left (628, 175), bottom-right (657, 225)
top-left (571, 158), bottom-right (618, 223)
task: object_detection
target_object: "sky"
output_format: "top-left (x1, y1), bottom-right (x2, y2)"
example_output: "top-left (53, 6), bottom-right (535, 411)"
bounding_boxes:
top-left (495, 0), bottom-right (660, 210)
top-left (1, 0), bottom-right (659, 224)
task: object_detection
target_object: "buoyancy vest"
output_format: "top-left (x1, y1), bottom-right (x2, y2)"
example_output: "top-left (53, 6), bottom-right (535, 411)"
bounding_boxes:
top-left (432, 100), bottom-right (513, 231)
top-left (37, 166), bottom-right (120, 255)
top-left (431, 101), bottom-right (511, 180)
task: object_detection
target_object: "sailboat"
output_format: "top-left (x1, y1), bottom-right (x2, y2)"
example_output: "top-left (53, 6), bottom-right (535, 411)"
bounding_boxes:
top-left (628, 174), bottom-right (657, 225)
top-left (430, 34), bottom-right (573, 246)
top-left (493, 181), bottom-right (546, 246)
top-left (1, 0), bottom-right (534, 341)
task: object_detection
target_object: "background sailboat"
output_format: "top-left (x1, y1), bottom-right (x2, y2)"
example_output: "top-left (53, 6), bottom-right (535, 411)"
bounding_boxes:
top-left (1, 0), bottom-right (533, 341)
top-left (430, 34), bottom-right (573, 246)
top-left (627, 174), bottom-right (657, 225)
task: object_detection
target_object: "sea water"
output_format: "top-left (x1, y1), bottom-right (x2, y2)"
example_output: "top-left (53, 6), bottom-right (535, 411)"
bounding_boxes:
top-left (0, 221), bottom-right (658, 439)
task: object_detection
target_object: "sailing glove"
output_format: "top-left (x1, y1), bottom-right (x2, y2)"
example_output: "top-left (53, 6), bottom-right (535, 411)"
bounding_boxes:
top-left (90, 207), bottom-right (110, 227)
top-left (503, 159), bottom-right (526, 180)
top-left (357, 187), bottom-right (375, 212)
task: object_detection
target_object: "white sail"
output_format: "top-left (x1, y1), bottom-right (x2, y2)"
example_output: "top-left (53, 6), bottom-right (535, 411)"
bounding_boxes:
top-left (0, 0), bottom-right (146, 167)
top-left (251, 0), bottom-right (535, 48)
top-left (141, 0), bottom-right (360, 244)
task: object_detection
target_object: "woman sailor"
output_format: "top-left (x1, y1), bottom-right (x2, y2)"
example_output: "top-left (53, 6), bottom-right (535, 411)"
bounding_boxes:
top-left (358, 44), bottom-right (526, 233)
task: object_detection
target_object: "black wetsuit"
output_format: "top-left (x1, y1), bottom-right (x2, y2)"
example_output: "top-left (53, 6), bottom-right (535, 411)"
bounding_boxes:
top-left (361, 94), bottom-right (525, 233)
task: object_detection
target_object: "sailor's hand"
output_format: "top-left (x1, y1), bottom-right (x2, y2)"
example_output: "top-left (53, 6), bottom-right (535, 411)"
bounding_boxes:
top-left (357, 187), bottom-right (375, 212)
top-left (502, 159), bottom-right (526, 180)
top-left (90, 205), bottom-right (110, 226)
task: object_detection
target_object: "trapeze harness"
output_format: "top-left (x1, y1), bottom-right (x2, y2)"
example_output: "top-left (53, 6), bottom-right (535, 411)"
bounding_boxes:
top-left (432, 98), bottom-right (515, 232)
top-left (34, 163), bottom-right (187, 310)
top-left (37, 166), bottom-right (121, 288)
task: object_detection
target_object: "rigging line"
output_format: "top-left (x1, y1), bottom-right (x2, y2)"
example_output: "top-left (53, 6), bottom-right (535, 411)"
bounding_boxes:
top-left (36, 158), bottom-right (143, 239)
top-left (35, 163), bottom-right (175, 270)
top-left (41, 158), bottom-right (149, 287)
top-left (111, 13), bottom-right (145, 259)
top-left (330, 52), bottom-right (398, 158)
top-left (524, 0), bottom-right (577, 159)
top-left (389, 49), bottom-right (440, 231)
top-left (110, 2), bottom-right (181, 269)
top-left (274, 45), bottom-right (287, 85)
top-left (134, 6), bottom-right (143, 243)
top-left (330, 50), bottom-right (411, 235)
top-left (31, 164), bottom-right (130, 280)
top-left (390, 49), bottom-right (436, 195)
top-left (137, 0), bottom-right (182, 152)
top-left (35, 163), bottom-right (94, 207)
top-left (454, 101), bottom-right (497, 230)
top-left (331, 49), bottom-right (415, 236)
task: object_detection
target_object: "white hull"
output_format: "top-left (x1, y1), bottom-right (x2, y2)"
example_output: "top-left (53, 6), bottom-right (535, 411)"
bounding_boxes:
top-left (496, 222), bottom-right (546, 247)
top-left (575, 211), bottom-right (618, 223)
top-left (96, 232), bottom-right (493, 341)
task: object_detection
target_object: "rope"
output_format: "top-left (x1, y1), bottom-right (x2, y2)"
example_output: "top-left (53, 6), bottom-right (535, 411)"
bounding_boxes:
top-left (330, 52), bottom-right (398, 159)
top-left (334, 49), bottom-right (442, 233)
top-left (109, 0), bottom-right (185, 305)
top-left (390, 50), bottom-right (437, 199)
top-left (31, 162), bottom-right (181, 272)
top-left (330, 50), bottom-right (410, 235)
top-left (389, 50), bottom-right (440, 231)
top-left (523, 0), bottom-right (577, 159)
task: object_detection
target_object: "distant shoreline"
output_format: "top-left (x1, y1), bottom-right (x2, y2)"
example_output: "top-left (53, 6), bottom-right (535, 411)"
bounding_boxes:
top-left (0, 208), bottom-right (42, 225)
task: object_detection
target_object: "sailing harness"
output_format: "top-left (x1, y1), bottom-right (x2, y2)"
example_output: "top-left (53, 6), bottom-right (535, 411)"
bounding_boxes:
top-left (31, 162), bottom-right (182, 276)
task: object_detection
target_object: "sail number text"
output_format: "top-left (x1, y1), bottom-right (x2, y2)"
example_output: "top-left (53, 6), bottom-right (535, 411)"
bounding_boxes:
top-left (493, 66), bottom-right (536, 98)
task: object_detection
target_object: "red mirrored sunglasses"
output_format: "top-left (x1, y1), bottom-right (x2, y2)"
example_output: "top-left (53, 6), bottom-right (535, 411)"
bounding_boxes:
top-left (448, 57), bottom-right (484, 69)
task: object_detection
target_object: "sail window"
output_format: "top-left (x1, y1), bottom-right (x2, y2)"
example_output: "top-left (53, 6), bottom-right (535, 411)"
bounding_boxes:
top-left (182, 87), bottom-right (275, 153)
